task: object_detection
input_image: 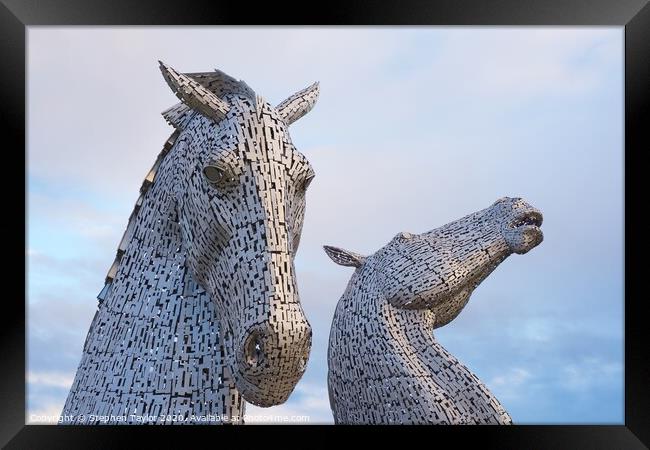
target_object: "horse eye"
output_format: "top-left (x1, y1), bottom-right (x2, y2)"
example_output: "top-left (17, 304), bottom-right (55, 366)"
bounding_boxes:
top-left (203, 165), bottom-right (224, 183)
top-left (203, 165), bottom-right (236, 185)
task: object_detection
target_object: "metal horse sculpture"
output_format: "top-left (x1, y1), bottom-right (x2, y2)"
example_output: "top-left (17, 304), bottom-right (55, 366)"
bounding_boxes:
top-left (325, 197), bottom-right (543, 424)
top-left (61, 63), bottom-right (319, 424)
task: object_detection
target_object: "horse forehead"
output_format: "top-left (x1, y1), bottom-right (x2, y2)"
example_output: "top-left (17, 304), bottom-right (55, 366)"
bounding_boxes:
top-left (236, 119), bottom-right (307, 167)
top-left (203, 96), bottom-right (306, 169)
top-left (225, 100), bottom-right (286, 134)
top-left (229, 95), bottom-right (283, 127)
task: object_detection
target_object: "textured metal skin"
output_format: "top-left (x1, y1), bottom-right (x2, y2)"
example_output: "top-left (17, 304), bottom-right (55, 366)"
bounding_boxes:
top-left (60, 64), bottom-right (319, 424)
top-left (326, 197), bottom-right (543, 424)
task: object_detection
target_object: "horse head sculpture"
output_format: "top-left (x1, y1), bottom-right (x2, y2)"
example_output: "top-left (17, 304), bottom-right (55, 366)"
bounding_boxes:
top-left (159, 62), bottom-right (318, 406)
top-left (325, 197), bottom-right (543, 424)
top-left (61, 63), bottom-right (320, 423)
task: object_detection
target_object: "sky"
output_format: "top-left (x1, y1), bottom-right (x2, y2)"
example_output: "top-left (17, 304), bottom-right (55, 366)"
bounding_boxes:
top-left (26, 27), bottom-right (623, 425)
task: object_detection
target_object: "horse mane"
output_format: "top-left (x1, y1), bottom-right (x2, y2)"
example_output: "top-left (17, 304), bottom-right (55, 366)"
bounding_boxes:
top-left (96, 70), bottom-right (253, 303)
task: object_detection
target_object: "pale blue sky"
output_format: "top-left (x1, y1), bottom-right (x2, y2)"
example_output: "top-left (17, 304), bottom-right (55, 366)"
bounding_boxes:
top-left (27, 27), bottom-right (623, 424)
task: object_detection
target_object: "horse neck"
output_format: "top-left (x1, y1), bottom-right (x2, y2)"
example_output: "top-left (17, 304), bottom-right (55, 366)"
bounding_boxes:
top-left (104, 176), bottom-right (184, 310)
top-left (339, 264), bottom-right (473, 380)
top-left (85, 165), bottom-right (245, 420)
top-left (359, 269), bottom-right (508, 420)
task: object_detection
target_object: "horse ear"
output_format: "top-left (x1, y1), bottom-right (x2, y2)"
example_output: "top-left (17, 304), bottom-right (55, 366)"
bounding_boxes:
top-left (323, 245), bottom-right (365, 268)
top-left (159, 61), bottom-right (230, 123)
top-left (276, 82), bottom-right (319, 125)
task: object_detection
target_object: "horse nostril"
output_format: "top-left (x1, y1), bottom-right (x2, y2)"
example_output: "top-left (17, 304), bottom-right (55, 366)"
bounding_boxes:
top-left (244, 331), bottom-right (266, 368)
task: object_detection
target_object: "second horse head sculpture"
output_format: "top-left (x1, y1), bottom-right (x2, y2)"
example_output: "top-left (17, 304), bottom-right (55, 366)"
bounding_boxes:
top-left (325, 197), bottom-right (543, 424)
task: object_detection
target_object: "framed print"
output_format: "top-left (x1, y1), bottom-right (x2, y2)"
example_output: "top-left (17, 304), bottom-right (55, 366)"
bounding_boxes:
top-left (3, 0), bottom-right (648, 447)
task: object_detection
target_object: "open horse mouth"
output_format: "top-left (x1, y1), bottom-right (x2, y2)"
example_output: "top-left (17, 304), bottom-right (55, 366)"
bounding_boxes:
top-left (509, 211), bottom-right (543, 229)
top-left (504, 208), bottom-right (544, 254)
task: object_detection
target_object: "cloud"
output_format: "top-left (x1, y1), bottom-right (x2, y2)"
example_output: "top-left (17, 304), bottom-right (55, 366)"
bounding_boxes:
top-left (428, 29), bottom-right (618, 99)
top-left (28, 186), bottom-right (128, 244)
top-left (28, 249), bottom-right (107, 287)
top-left (27, 371), bottom-right (75, 424)
top-left (27, 28), bottom-right (620, 196)
top-left (561, 357), bottom-right (623, 392)
top-left (26, 28), bottom-right (412, 196)
top-left (27, 403), bottom-right (68, 425)
top-left (28, 371), bottom-right (75, 390)
top-left (28, 285), bottom-right (98, 375)
top-left (488, 367), bottom-right (533, 401)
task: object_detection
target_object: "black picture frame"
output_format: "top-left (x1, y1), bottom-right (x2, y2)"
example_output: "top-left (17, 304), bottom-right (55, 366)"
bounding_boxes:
top-left (4, 0), bottom-right (647, 447)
